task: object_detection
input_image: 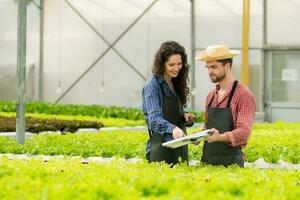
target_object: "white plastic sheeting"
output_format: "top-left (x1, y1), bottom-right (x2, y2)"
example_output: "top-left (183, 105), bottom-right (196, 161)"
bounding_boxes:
top-left (0, 0), bottom-right (299, 111)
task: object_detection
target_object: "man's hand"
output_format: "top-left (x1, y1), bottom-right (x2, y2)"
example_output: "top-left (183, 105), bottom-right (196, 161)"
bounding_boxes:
top-left (204, 128), bottom-right (229, 143)
top-left (184, 113), bottom-right (196, 124)
top-left (172, 127), bottom-right (186, 139)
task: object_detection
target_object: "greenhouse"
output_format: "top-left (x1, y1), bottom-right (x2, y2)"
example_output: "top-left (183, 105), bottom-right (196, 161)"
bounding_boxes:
top-left (0, 0), bottom-right (300, 199)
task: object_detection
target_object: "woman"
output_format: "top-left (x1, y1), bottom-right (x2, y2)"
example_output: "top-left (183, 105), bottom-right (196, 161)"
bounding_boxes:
top-left (142, 41), bottom-right (196, 165)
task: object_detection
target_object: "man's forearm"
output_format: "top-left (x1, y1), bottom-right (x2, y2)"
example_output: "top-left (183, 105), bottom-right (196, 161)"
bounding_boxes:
top-left (217, 133), bottom-right (230, 143)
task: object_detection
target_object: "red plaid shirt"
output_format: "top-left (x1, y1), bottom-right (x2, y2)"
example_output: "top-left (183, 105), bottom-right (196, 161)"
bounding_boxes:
top-left (205, 81), bottom-right (256, 148)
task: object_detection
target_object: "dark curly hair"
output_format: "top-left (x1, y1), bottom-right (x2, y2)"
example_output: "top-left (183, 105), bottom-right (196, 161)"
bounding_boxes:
top-left (152, 41), bottom-right (190, 107)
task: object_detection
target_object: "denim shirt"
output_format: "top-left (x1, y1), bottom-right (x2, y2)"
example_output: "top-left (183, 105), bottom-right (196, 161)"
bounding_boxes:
top-left (142, 75), bottom-right (178, 155)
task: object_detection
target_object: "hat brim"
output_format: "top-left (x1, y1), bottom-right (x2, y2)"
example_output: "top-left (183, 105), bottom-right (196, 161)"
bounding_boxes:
top-left (195, 50), bottom-right (240, 62)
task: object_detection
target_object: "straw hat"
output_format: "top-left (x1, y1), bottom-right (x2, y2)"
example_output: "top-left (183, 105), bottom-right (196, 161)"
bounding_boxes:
top-left (195, 44), bottom-right (240, 62)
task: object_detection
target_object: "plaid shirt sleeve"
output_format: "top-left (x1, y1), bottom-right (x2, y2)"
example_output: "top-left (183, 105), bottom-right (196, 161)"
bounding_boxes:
top-left (224, 89), bottom-right (256, 147)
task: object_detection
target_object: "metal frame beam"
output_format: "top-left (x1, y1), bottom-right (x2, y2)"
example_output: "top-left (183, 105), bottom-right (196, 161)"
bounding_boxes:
top-left (31, 0), bottom-right (42, 9)
top-left (215, 0), bottom-right (239, 16)
top-left (262, 0), bottom-right (268, 120)
top-left (39, 0), bottom-right (44, 101)
top-left (241, 0), bottom-right (250, 86)
top-left (190, 0), bottom-right (196, 110)
top-left (16, 0), bottom-right (27, 144)
top-left (263, 45), bottom-right (300, 50)
top-left (196, 47), bottom-right (262, 51)
top-left (55, 0), bottom-right (159, 103)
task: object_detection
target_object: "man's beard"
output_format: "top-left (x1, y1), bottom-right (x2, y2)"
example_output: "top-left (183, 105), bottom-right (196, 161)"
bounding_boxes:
top-left (210, 73), bottom-right (226, 83)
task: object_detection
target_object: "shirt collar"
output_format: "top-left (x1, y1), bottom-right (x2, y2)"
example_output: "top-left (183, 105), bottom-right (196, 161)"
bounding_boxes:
top-left (156, 75), bottom-right (165, 84)
top-left (156, 75), bottom-right (177, 95)
top-left (215, 81), bottom-right (237, 93)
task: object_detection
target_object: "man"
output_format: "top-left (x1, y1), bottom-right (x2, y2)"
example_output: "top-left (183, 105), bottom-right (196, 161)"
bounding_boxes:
top-left (195, 44), bottom-right (256, 167)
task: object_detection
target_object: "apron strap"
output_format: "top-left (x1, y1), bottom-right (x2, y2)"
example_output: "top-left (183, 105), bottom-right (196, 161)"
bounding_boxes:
top-left (159, 83), bottom-right (166, 97)
top-left (154, 76), bottom-right (166, 96)
top-left (226, 80), bottom-right (238, 108)
top-left (148, 129), bottom-right (154, 138)
top-left (208, 93), bottom-right (215, 107)
top-left (208, 80), bottom-right (238, 108)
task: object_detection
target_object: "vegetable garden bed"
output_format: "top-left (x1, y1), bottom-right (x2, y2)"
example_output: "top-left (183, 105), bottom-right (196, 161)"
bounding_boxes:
top-left (1, 121), bottom-right (300, 163)
top-left (0, 157), bottom-right (299, 199)
top-left (0, 112), bottom-right (145, 132)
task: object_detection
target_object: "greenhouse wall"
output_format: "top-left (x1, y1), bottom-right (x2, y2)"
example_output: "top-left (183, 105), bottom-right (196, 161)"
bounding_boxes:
top-left (0, 0), bottom-right (40, 101)
top-left (1, 0), bottom-right (300, 119)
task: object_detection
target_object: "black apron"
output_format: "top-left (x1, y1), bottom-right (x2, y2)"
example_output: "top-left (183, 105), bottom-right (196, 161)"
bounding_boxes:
top-left (147, 80), bottom-right (188, 165)
top-left (201, 80), bottom-right (244, 167)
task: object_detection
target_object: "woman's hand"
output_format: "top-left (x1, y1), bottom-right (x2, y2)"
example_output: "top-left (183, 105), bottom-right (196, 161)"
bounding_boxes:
top-left (172, 127), bottom-right (186, 139)
top-left (184, 113), bottom-right (196, 124)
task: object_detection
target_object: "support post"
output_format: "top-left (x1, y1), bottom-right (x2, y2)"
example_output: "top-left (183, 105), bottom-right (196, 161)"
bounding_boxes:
top-left (190, 0), bottom-right (196, 110)
top-left (16, 0), bottom-right (27, 144)
top-left (241, 0), bottom-right (250, 86)
top-left (38, 0), bottom-right (44, 101)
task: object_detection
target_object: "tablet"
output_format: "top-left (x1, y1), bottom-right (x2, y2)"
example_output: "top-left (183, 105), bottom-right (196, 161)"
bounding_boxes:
top-left (162, 129), bottom-right (212, 149)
